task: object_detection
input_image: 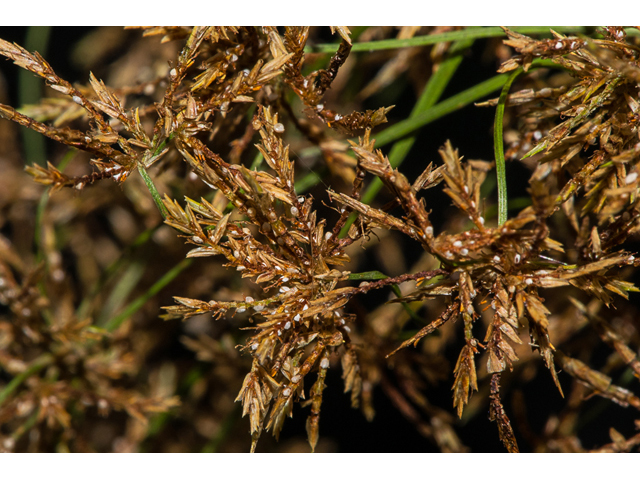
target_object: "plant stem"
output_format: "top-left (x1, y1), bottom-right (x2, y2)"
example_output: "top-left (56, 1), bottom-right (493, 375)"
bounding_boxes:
top-left (138, 163), bottom-right (168, 219)
top-left (310, 26), bottom-right (590, 53)
top-left (0, 354), bottom-right (54, 407)
top-left (494, 68), bottom-right (522, 225)
top-left (103, 258), bottom-right (192, 332)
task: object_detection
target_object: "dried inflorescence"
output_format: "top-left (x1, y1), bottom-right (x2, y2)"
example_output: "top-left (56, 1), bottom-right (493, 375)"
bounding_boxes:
top-left (1, 26), bottom-right (640, 452)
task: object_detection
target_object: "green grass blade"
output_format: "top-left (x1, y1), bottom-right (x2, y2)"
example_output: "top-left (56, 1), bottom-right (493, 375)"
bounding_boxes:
top-left (138, 164), bottom-right (168, 218)
top-left (75, 224), bottom-right (160, 320)
top-left (0, 353), bottom-right (53, 407)
top-left (103, 258), bottom-right (192, 333)
top-left (310, 26), bottom-right (591, 53)
top-left (494, 68), bottom-right (522, 225)
top-left (96, 259), bottom-right (147, 327)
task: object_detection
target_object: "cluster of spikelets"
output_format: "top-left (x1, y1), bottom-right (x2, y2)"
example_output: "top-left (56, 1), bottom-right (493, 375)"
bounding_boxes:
top-left (1, 26), bottom-right (640, 452)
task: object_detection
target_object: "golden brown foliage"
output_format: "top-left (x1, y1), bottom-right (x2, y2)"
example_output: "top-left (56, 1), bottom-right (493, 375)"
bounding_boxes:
top-left (1, 26), bottom-right (640, 452)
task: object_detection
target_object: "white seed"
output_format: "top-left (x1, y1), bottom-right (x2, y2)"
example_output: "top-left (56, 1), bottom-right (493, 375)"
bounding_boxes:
top-left (625, 172), bottom-right (638, 184)
top-left (169, 68), bottom-right (178, 78)
top-left (247, 208), bottom-right (255, 217)
top-left (192, 236), bottom-right (203, 244)
top-left (291, 374), bottom-right (301, 383)
top-left (284, 321), bottom-right (292, 330)
top-left (320, 358), bottom-right (330, 369)
top-left (533, 131), bottom-right (542, 141)
top-left (302, 304), bottom-right (309, 311)
top-left (514, 254), bottom-right (521, 263)
top-left (234, 251), bottom-right (240, 258)
top-left (237, 308), bottom-right (246, 313)
top-left (525, 278), bottom-right (533, 285)
top-left (493, 255), bottom-right (501, 262)
top-left (461, 248), bottom-right (469, 255)
top-left (479, 217), bottom-right (485, 225)
top-left (280, 286), bottom-right (290, 293)
top-left (298, 196), bottom-right (305, 204)
top-left (52, 269), bottom-right (64, 282)
top-left (245, 296), bottom-right (254, 302)
top-left (237, 266), bottom-right (245, 271)
top-left (282, 388), bottom-right (291, 397)
top-left (251, 343), bottom-right (258, 350)
top-left (231, 54), bottom-right (238, 62)
top-left (274, 123), bottom-right (285, 133)
top-left (277, 330), bottom-right (282, 336)
top-left (316, 104), bottom-right (324, 112)
top-left (294, 314), bottom-right (301, 322)
top-left (343, 326), bottom-right (351, 333)
top-left (254, 304), bottom-right (264, 312)
top-left (334, 114), bottom-right (342, 121)
top-left (281, 277), bottom-right (289, 283)
top-left (453, 240), bottom-right (463, 247)
top-left (72, 95), bottom-right (82, 104)
top-left (463, 185), bottom-right (469, 194)
top-left (50, 84), bottom-right (71, 95)
top-left (290, 206), bottom-right (299, 216)
top-left (555, 41), bottom-right (563, 49)
top-left (426, 226), bottom-right (434, 236)
top-left (325, 232), bottom-right (333, 241)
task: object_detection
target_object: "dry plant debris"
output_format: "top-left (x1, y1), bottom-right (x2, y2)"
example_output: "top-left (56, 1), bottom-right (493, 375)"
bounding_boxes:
top-left (0, 26), bottom-right (640, 453)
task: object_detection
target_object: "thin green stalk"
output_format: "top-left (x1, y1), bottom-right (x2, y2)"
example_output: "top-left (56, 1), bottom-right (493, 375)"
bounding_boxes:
top-left (75, 224), bottom-right (160, 320)
top-left (11, 407), bottom-right (40, 442)
top-left (103, 258), bottom-right (192, 333)
top-left (20, 26), bottom-right (51, 166)
top-left (494, 68), bottom-right (522, 225)
top-left (0, 354), bottom-right (54, 407)
top-left (96, 259), bottom-right (147, 327)
top-left (310, 26), bottom-right (590, 53)
top-left (138, 163), bottom-right (167, 219)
